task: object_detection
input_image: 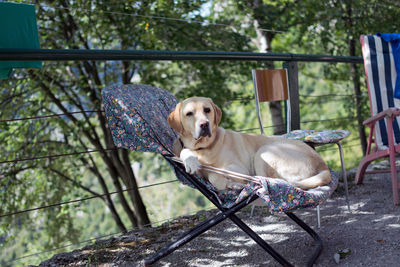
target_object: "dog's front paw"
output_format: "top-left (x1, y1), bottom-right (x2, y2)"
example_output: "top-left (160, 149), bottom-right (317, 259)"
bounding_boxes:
top-left (183, 155), bottom-right (201, 174)
top-left (180, 148), bottom-right (201, 174)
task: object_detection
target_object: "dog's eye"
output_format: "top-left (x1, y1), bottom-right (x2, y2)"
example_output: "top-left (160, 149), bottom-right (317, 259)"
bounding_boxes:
top-left (204, 107), bottom-right (211, 113)
top-left (186, 112), bottom-right (193, 116)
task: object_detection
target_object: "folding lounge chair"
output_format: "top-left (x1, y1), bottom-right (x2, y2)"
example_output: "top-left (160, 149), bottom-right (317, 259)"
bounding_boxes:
top-left (356, 34), bottom-right (400, 205)
top-left (102, 84), bottom-right (339, 266)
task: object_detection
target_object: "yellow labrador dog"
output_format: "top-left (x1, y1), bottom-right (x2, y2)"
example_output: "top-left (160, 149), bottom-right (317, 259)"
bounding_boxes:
top-left (168, 97), bottom-right (331, 191)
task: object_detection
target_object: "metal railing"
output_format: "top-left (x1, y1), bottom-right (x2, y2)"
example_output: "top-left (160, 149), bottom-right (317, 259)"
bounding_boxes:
top-left (0, 48), bottom-right (363, 131)
top-left (0, 48), bottom-right (363, 62)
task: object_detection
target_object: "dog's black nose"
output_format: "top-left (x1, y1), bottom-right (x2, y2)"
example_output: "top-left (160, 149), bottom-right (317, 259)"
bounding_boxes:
top-left (200, 121), bottom-right (209, 129)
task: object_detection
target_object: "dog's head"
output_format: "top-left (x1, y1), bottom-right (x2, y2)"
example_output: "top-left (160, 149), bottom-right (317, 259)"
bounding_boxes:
top-left (168, 97), bottom-right (221, 144)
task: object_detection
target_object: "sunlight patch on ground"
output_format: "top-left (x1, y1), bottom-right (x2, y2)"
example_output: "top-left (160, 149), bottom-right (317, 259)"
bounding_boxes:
top-left (221, 249), bottom-right (248, 258)
top-left (352, 210), bottom-right (376, 215)
top-left (342, 218), bottom-right (359, 224)
top-left (248, 223), bottom-right (290, 233)
top-left (252, 233), bottom-right (289, 244)
top-left (373, 214), bottom-right (399, 222)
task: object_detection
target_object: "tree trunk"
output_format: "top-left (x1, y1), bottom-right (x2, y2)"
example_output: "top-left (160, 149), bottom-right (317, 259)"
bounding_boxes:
top-left (346, 3), bottom-right (367, 155)
top-left (118, 57), bottom-right (151, 227)
top-left (49, 166), bottom-right (127, 232)
top-left (350, 56), bottom-right (367, 156)
top-left (121, 150), bottom-right (151, 226)
top-left (84, 158), bottom-right (128, 233)
top-left (100, 140), bottom-right (140, 228)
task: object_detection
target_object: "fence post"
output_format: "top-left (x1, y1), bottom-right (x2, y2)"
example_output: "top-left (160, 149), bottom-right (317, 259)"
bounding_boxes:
top-left (283, 61), bottom-right (300, 130)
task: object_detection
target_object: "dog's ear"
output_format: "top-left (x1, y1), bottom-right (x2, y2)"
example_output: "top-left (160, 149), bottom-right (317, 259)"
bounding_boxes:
top-left (211, 101), bottom-right (222, 126)
top-left (168, 102), bottom-right (183, 133)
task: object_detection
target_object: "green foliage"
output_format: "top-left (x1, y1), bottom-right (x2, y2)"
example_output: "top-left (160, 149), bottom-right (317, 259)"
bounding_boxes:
top-left (0, 0), bottom-right (253, 265)
top-left (1, 0), bottom-right (399, 266)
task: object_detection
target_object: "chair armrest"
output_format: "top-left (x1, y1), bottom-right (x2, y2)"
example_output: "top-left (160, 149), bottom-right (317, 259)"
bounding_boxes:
top-left (168, 156), bottom-right (259, 184)
top-left (363, 107), bottom-right (400, 126)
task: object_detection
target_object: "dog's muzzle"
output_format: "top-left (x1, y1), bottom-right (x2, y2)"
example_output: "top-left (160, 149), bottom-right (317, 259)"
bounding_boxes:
top-left (199, 121), bottom-right (211, 138)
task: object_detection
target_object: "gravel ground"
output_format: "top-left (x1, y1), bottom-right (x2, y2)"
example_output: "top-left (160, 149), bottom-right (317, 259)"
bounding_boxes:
top-left (37, 168), bottom-right (400, 267)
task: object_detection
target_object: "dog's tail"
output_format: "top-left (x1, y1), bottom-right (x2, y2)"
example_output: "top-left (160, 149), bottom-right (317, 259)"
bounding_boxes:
top-left (292, 170), bottom-right (332, 190)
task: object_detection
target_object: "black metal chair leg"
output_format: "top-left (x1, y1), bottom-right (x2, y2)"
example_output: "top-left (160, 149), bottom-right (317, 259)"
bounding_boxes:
top-left (144, 211), bottom-right (227, 266)
top-left (144, 211), bottom-right (291, 266)
top-left (153, 161), bottom-right (324, 267)
top-left (286, 212), bottom-right (323, 267)
top-left (145, 208), bottom-right (323, 267)
top-left (144, 194), bottom-right (258, 265)
top-left (228, 214), bottom-right (293, 267)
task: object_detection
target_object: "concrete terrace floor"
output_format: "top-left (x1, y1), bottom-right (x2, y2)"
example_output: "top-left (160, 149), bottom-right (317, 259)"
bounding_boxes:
top-left (37, 168), bottom-right (400, 267)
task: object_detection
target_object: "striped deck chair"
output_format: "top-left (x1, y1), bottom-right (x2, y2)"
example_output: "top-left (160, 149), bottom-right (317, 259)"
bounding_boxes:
top-left (356, 34), bottom-right (400, 205)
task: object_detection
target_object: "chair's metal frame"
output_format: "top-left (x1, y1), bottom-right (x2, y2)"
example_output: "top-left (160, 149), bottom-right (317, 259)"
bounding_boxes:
top-left (102, 84), bottom-right (332, 266)
top-left (355, 35), bottom-right (400, 205)
top-left (144, 159), bottom-right (324, 267)
top-left (355, 109), bottom-right (400, 205)
top-left (252, 68), bottom-right (350, 224)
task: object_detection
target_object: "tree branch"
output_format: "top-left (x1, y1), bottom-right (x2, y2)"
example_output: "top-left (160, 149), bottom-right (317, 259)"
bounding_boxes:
top-left (48, 167), bottom-right (101, 197)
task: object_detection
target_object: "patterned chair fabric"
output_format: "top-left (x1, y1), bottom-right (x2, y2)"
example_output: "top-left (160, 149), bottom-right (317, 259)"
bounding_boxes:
top-left (283, 129), bottom-right (350, 144)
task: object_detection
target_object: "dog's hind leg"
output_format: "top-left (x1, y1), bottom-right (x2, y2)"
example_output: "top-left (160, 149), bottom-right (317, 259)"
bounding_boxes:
top-left (289, 170), bottom-right (332, 189)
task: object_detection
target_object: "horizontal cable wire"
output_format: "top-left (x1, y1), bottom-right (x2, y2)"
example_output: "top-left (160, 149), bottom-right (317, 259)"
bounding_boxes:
top-left (0, 116), bottom-right (356, 165)
top-left (0, 110), bottom-right (103, 123)
top-left (2, 136), bottom-right (360, 218)
top-left (227, 97), bottom-right (254, 103)
top-left (0, 131), bottom-right (360, 218)
top-left (1, 139), bottom-right (359, 219)
top-left (239, 116), bottom-right (355, 132)
top-left (3, 137), bottom-right (360, 261)
top-left (5, 136), bottom-right (359, 262)
top-left (299, 93), bottom-right (354, 98)
top-left (7, 205), bottom-right (215, 264)
top-left (301, 116), bottom-right (355, 124)
top-left (40, 4), bottom-right (284, 33)
top-left (0, 97), bottom-right (251, 123)
top-left (0, 180), bottom-right (179, 219)
top-left (237, 124), bottom-right (284, 133)
top-left (317, 142), bottom-right (360, 152)
top-left (170, 157), bottom-right (259, 183)
top-left (0, 148), bottom-right (116, 165)
top-left (0, 112), bottom-right (354, 125)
